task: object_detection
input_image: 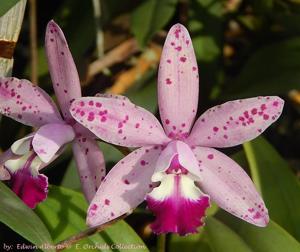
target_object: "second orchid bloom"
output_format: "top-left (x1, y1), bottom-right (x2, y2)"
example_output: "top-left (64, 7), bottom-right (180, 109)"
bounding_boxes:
top-left (0, 21), bottom-right (105, 207)
top-left (70, 24), bottom-right (284, 235)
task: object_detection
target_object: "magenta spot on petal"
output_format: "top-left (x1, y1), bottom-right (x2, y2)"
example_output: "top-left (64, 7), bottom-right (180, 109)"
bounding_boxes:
top-left (96, 102), bottom-right (102, 107)
top-left (104, 199), bottom-right (110, 205)
top-left (192, 66), bottom-right (197, 71)
top-left (207, 154), bottom-right (214, 160)
top-left (261, 104), bottom-right (267, 110)
top-left (165, 78), bottom-right (172, 85)
top-left (167, 59), bottom-right (171, 64)
top-left (165, 119), bottom-right (170, 125)
top-left (124, 179), bottom-right (130, 185)
top-left (253, 211), bottom-right (262, 219)
top-left (135, 123), bottom-right (140, 128)
top-left (88, 112), bottom-right (95, 121)
top-left (244, 111), bottom-right (249, 118)
top-left (101, 116), bottom-right (107, 122)
top-left (88, 100), bottom-right (94, 106)
top-left (175, 46), bottom-right (182, 51)
top-left (90, 204), bottom-right (98, 210)
top-left (251, 108), bottom-right (257, 115)
top-left (141, 160), bottom-right (146, 166)
top-left (263, 114), bottom-right (269, 120)
top-left (180, 57), bottom-right (187, 62)
top-left (213, 127), bottom-right (219, 132)
top-left (273, 101), bottom-right (279, 107)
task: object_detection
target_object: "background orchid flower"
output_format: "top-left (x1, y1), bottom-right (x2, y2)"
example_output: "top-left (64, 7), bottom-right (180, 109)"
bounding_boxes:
top-left (0, 20), bottom-right (105, 208)
top-left (70, 24), bottom-right (284, 236)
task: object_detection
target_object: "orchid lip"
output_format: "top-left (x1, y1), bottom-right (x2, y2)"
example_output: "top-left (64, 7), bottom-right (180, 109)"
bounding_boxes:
top-left (146, 172), bottom-right (210, 235)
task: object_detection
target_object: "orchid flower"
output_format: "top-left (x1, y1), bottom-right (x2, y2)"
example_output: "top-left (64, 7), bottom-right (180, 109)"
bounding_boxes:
top-left (0, 20), bottom-right (105, 208)
top-left (70, 24), bottom-right (284, 235)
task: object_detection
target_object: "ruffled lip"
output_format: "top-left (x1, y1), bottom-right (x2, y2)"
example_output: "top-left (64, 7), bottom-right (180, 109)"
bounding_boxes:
top-left (146, 174), bottom-right (210, 236)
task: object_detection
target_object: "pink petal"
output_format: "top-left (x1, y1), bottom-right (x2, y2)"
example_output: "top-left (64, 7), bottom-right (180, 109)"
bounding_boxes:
top-left (32, 123), bottom-right (75, 163)
top-left (0, 165), bottom-right (11, 180)
top-left (147, 174), bottom-right (210, 235)
top-left (193, 146), bottom-right (269, 227)
top-left (158, 24), bottom-right (199, 138)
top-left (45, 20), bottom-right (81, 119)
top-left (187, 96), bottom-right (284, 148)
top-left (70, 96), bottom-right (170, 148)
top-left (72, 137), bottom-right (105, 203)
top-left (0, 77), bottom-right (62, 127)
top-left (155, 140), bottom-right (201, 179)
top-left (86, 146), bottom-right (162, 227)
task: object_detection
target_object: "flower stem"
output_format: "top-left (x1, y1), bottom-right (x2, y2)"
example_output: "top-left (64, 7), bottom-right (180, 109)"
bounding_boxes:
top-left (157, 234), bottom-right (166, 252)
top-left (29, 0), bottom-right (38, 84)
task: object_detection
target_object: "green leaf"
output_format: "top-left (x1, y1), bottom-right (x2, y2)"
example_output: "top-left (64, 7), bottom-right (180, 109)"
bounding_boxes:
top-left (0, 182), bottom-right (54, 252)
top-left (205, 217), bottom-right (252, 252)
top-left (131, 0), bottom-right (178, 47)
top-left (236, 220), bottom-right (300, 252)
top-left (36, 185), bottom-right (148, 251)
top-left (169, 232), bottom-right (211, 252)
top-left (224, 37), bottom-right (300, 98)
top-left (0, 0), bottom-right (20, 17)
top-left (188, 0), bottom-right (223, 100)
top-left (243, 136), bottom-right (300, 241)
top-left (217, 209), bottom-right (300, 252)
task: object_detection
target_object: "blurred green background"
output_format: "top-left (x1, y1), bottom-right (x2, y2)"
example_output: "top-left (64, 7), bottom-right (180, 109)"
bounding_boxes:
top-left (0, 0), bottom-right (300, 251)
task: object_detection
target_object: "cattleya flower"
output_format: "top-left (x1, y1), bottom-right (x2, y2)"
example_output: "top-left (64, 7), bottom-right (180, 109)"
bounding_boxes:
top-left (0, 21), bottom-right (105, 208)
top-left (70, 24), bottom-right (284, 235)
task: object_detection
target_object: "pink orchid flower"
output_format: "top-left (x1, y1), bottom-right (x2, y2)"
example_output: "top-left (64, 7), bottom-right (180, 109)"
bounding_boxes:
top-left (0, 20), bottom-right (105, 208)
top-left (70, 24), bottom-right (284, 235)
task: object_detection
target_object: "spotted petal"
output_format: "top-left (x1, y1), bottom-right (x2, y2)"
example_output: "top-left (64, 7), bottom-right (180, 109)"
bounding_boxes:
top-left (45, 20), bottom-right (81, 119)
top-left (0, 77), bottom-right (62, 127)
top-left (192, 146), bottom-right (269, 227)
top-left (187, 96), bottom-right (284, 148)
top-left (32, 123), bottom-right (75, 163)
top-left (158, 23), bottom-right (199, 138)
top-left (72, 137), bottom-right (105, 203)
top-left (86, 146), bottom-right (161, 227)
top-left (70, 96), bottom-right (170, 148)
